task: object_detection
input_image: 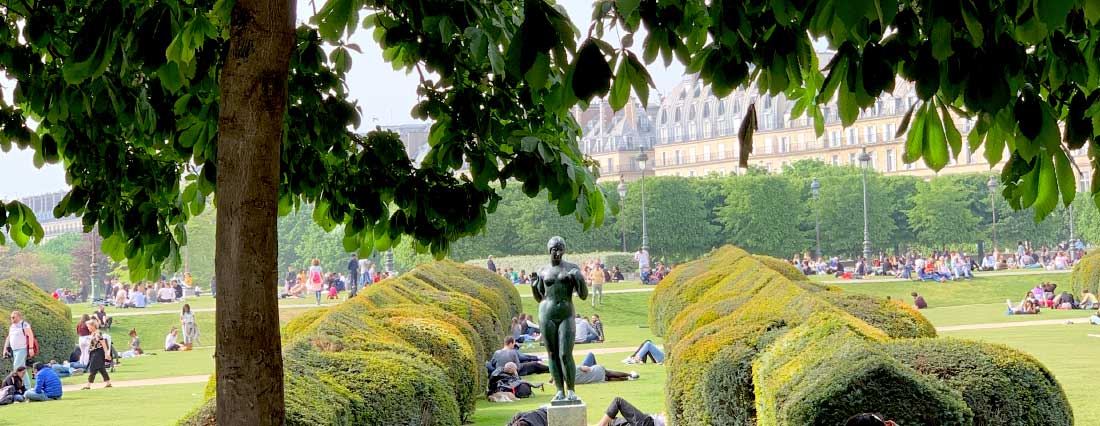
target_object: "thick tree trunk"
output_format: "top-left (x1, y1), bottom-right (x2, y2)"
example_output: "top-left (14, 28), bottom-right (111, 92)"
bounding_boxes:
top-left (215, 0), bottom-right (295, 424)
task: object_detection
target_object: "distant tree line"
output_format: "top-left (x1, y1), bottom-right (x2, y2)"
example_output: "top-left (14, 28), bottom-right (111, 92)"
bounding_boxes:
top-left (449, 160), bottom-right (1090, 262)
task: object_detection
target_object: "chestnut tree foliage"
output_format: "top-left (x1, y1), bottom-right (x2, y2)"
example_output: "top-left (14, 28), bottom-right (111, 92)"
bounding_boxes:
top-left (0, 0), bottom-right (1099, 421)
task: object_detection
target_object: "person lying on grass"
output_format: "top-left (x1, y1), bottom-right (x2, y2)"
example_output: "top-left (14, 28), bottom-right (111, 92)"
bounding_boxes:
top-left (571, 353), bottom-right (637, 384)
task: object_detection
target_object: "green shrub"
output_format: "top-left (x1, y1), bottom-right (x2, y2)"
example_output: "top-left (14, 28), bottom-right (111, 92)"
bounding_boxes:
top-left (650, 246), bottom-right (752, 335)
top-left (753, 312), bottom-right (972, 426)
top-left (0, 278), bottom-right (76, 378)
top-left (1069, 251), bottom-right (1100, 295)
top-left (752, 255), bottom-right (808, 281)
top-left (666, 278), bottom-right (835, 426)
top-left (182, 260), bottom-right (514, 425)
top-left (453, 261), bottom-right (523, 318)
top-left (815, 291), bottom-right (937, 339)
top-left (288, 350), bottom-right (461, 426)
top-left (884, 338), bottom-right (1074, 426)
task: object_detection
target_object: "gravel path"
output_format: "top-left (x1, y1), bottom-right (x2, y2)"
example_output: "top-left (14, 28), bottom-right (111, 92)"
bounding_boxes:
top-left (62, 374), bottom-right (209, 392)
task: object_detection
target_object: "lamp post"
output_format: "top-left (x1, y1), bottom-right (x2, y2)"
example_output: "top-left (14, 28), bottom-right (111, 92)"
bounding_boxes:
top-left (811, 178), bottom-right (821, 260)
top-left (618, 175), bottom-right (628, 252)
top-left (636, 148), bottom-right (649, 251)
top-left (988, 176), bottom-right (998, 252)
top-left (859, 147), bottom-right (872, 261)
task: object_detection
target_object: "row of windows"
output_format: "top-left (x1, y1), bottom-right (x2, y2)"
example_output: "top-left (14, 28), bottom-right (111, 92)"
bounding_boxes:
top-left (655, 95), bottom-right (918, 145)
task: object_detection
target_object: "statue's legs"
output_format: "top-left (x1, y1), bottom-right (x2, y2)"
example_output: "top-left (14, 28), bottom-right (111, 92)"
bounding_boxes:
top-left (542, 317), bottom-right (566, 399)
top-left (559, 316), bottom-right (577, 399)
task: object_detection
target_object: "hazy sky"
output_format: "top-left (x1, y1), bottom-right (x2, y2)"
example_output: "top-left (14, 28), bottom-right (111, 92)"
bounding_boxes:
top-left (0, 0), bottom-right (686, 200)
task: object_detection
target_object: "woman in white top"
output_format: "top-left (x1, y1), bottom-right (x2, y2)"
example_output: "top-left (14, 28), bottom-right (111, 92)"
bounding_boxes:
top-left (180, 304), bottom-right (199, 349)
top-left (308, 258), bottom-right (324, 305)
top-left (3, 311), bottom-right (35, 388)
top-left (165, 327), bottom-right (181, 351)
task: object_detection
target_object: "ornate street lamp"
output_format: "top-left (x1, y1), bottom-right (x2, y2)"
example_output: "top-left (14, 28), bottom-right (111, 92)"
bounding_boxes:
top-left (618, 175), bottom-right (628, 252)
top-left (636, 148), bottom-right (649, 251)
top-left (811, 178), bottom-right (821, 260)
top-left (859, 147), bottom-right (872, 261)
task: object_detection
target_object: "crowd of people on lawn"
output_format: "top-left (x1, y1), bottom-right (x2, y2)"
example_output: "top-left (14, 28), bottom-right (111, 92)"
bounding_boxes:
top-left (1, 300), bottom-right (203, 405)
top-left (282, 255), bottom-right (394, 304)
top-left (487, 248), bottom-right (674, 288)
top-left (792, 240), bottom-right (1085, 282)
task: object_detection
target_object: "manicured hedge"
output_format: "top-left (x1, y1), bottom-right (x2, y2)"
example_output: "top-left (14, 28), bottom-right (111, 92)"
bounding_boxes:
top-left (752, 254), bottom-right (809, 282)
top-left (815, 291), bottom-right (937, 339)
top-left (1069, 251), bottom-right (1100, 295)
top-left (885, 338), bottom-right (1073, 426)
top-left (753, 312), bottom-right (972, 426)
top-left (655, 245), bottom-right (1073, 426)
top-left (0, 278), bottom-right (76, 378)
top-left (181, 261), bottom-right (519, 425)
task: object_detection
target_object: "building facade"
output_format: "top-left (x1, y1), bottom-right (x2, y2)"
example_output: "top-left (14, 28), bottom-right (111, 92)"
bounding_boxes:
top-left (18, 191), bottom-right (83, 241)
top-left (580, 72), bottom-right (1092, 185)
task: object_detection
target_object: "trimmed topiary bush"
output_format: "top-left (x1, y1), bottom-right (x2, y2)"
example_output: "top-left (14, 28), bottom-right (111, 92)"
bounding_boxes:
top-left (0, 278), bottom-right (76, 378)
top-left (1069, 251), bottom-right (1100, 295)
top-left (885, 338), bottom-right (1073, 426)
top-left (181, 261), bottom-right (516, 425)
top-left (753, 312), bottom-right (972, 426)
top-left (815, 291), bottom-right (937, 339)
top-left (752, 255), bottom-right (808, 281)
top-left (654, 245), bottom-right (1073, 426)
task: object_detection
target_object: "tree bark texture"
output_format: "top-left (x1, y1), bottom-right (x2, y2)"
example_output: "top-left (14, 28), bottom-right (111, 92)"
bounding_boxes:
top-left (215, 0), bottom-right (295, 424)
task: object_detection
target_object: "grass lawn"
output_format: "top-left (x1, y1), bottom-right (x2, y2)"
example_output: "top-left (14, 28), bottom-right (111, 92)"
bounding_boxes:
top-left (0, 383), bottom-right (206, 425)
top-left (921, 303), bottom-right (1094, 327)
top-left (18, 270), bottom-right (1099, 425)
top-left (941, 325), bottom-right (1100, 424)
top-left (67, 293), bottom-right (345, 317)
top-left (827, 272), bottom-right (1070, 307)
top-left (471, 351), bottom-right (667, 425)
top-left (56, 347), bottom-right (214, 385)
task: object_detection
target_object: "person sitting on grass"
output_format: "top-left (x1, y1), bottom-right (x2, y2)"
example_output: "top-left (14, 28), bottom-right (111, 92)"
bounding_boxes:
top-left (574, 353), bottom-right (638, 384)
top-left (24, 363), bottom-right (62, 401)
top-left (94, 305), bottom-right (112, 330)
top-left (595, 397), bottom-right (668, 426)
top-left (1056, 291), bottom-right (1076, 310)
top-left (157, 283), bottom-right (177, 303)
top-left (487, 362), bottom-right (544, 403)
top-left (120, 329), bottom-right (144, 358)
top-left (165, 327), bottom-right (182, 351)
top-left (488, 337), bottom-right (548, 377)
top-left (623, 340), bottom-right (664, 365)
top-left (1007, 298), bottom-right (1040, 315)
top-left (846, 413), bottom-right (898, 426)
top-left (1080, 289), bottom-right (1099, 310)
top-left (574, 315), bottom-right (599, 344)
top-left (590, 314), bottom-right (605, 343)
top-left (612, 266), bottom-right (624, 282)
top-left (2, 366), bottom-right (28, 403)
top-left (1090, 310), bottom-right (1100, 325)
top-left (911, 292), bottom-right (928, 309)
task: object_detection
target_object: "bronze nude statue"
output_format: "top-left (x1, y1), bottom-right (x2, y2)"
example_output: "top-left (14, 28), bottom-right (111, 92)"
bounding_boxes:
top-left (530, 236), bottom-right (588, 402)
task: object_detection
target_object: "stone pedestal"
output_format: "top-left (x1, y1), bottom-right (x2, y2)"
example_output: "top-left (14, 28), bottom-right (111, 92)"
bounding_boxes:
top-left (547, 400), bottom-right (587, 426)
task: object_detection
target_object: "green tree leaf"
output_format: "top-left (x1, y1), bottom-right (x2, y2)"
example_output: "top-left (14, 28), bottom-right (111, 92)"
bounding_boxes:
top-left (1053, 148), bottom-right (1076, 207)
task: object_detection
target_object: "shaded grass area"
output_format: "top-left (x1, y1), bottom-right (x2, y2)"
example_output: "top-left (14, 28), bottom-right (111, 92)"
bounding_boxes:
top-left (471, 351), bottom-right (667, 426)
top-left (0, 383), bottom-right (206, 425)
top-left (827, 272), bottom-right (1070, 307)
top-left (941, 325), bottom-right (1100, 424)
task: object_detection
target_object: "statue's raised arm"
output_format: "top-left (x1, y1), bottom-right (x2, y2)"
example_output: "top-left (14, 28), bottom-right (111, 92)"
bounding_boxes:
top-left (530, 272), bottom-right (544, 303)
top-left (573, 266), bottom-right (588, 301)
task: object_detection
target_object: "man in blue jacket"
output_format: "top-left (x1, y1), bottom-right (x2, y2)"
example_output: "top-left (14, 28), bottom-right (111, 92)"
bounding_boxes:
top-left (24, 362), bottom-right (62, 401)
